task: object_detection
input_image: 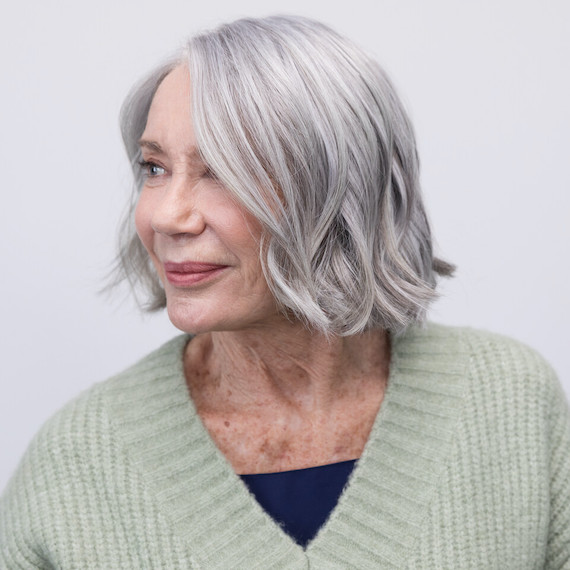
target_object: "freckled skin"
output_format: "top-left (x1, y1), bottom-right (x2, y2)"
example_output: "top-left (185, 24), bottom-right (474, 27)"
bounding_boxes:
top-left (185, 330), bottom-right (389, 475)
top-left (196, 399), bottom-right (383, 474)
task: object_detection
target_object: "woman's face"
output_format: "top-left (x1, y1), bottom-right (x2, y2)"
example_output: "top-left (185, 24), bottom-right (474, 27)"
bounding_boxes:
top-left (135, 66), bottom-right (279, 334)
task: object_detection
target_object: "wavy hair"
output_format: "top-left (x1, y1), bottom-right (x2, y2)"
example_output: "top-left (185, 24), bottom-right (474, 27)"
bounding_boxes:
top-left (113, 15), bottom-right (453, 335)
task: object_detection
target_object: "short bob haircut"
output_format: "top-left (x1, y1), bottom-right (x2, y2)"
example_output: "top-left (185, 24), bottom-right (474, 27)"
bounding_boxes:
top-left (115, 15), bottom-right (453, 336)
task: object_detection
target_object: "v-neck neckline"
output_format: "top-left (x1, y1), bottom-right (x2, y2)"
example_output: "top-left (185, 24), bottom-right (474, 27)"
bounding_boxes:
top-left (104, 324), bottom-right (469, 568)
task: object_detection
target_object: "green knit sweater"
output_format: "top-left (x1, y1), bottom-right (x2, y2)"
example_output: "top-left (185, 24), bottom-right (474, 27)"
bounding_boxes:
top-left (1, 324), bottom-right (569, 569)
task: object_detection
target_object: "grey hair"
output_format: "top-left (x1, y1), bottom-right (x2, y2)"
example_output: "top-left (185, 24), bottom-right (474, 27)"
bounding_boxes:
top-left (114, 15), bottom-right (454, 335)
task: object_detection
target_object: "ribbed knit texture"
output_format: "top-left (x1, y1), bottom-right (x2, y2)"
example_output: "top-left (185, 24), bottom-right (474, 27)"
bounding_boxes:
top-left (1, 324), bottom-right (569, 569)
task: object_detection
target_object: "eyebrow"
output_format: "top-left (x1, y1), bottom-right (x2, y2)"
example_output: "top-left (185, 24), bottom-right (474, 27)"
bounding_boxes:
top-left (138, 139), bottom-right (204, 164)
top-left (138, 139), bottom-right (163, 153)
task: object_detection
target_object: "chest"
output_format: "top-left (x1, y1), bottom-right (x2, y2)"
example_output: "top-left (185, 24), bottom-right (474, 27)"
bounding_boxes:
top-left (198, 397), bottom-right (382, 474)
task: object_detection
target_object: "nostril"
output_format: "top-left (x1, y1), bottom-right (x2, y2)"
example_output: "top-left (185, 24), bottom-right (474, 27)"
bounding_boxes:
top-left (151, 207), bottom-right (206, 237)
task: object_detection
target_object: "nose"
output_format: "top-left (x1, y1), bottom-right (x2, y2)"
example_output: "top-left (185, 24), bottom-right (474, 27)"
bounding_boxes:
top-left (150, 174), bottom-right (206, 237)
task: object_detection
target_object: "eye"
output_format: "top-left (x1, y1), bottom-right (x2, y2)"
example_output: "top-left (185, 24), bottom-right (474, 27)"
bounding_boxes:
top-left (138, 160), bottom-right (166, 178)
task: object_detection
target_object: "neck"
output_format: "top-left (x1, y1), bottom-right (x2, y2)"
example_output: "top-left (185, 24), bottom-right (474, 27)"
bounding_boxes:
top-left (184, 319), bottom-right (390, 414)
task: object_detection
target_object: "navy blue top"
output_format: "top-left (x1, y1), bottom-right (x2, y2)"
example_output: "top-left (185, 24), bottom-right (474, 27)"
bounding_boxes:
top-left (240, 459), bottom-right (357, 547)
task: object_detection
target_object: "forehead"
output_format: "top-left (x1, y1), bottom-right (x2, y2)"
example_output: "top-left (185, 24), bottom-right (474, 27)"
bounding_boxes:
top-left (141, 65), bottom-right (195, 150)
top-left (150, 65), bottom-right (191, 113)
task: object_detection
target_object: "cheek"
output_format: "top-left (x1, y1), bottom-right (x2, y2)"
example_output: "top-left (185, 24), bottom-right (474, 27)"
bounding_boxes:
top-left (134, 194), bottom-right (154, 253)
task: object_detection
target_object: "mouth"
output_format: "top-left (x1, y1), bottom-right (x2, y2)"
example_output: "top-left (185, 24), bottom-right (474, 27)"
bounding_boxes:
top-left (163, 261), bottom-right (229, 286)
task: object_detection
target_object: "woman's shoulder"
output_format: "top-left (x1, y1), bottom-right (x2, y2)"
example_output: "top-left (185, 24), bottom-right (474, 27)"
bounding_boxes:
top-left (43, 334), bottom-right (189, 426)
top-left (394, 325), bottom-right (570, 568)
top-left (409, 322), bottom-right (557, 378)
top-left (0, 334), bottom-right (193, 567)
top-left (100, 333), bottom-right (191, 393)
top-left (421, 323), bottom-right (562, 411)
top-left (2, 334), bottom-right (191, 496)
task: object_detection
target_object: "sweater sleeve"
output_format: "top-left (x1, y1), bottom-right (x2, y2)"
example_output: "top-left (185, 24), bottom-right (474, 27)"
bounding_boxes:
top-left (546, 368), bottom-right (570, 569)
top-left (0, 385), bottom-right (124, 569)
top-left (0, 430), bottom-right (57, 569)
top-left (0, 380), bottom-right (199, 570)
top-left (0, 387), bottom-right (108, 569)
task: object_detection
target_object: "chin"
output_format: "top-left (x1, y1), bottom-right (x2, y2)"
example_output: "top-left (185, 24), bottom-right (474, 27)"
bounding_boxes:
top-left (165, 296), bottom-right (282, 336)
top-left (165, 299), bottom-right (242, 335)
top-left (166, 302), bottom-right (216, 335)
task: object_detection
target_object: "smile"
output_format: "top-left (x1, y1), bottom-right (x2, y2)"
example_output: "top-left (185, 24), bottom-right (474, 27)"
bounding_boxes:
top-left (163, 261), bottom-right (229, 286)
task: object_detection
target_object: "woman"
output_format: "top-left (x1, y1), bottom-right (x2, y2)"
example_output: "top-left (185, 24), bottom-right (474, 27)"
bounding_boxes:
top-left (1, 15), bottom-right (569, 569)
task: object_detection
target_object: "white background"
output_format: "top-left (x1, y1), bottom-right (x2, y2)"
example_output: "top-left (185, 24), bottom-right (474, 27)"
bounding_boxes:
top-left (1, 0), bottom-right (568, 491)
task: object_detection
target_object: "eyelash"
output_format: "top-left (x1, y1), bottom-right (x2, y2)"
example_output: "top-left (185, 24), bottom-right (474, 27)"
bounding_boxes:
top-left (138, 160), bottom-right (165, 178)
top-left (137, 160), bottom-right (218, 181)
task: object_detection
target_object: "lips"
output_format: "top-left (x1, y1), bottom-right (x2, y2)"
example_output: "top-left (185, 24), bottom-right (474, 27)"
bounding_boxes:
top-left (163, 261), bottom-right (229, 286)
